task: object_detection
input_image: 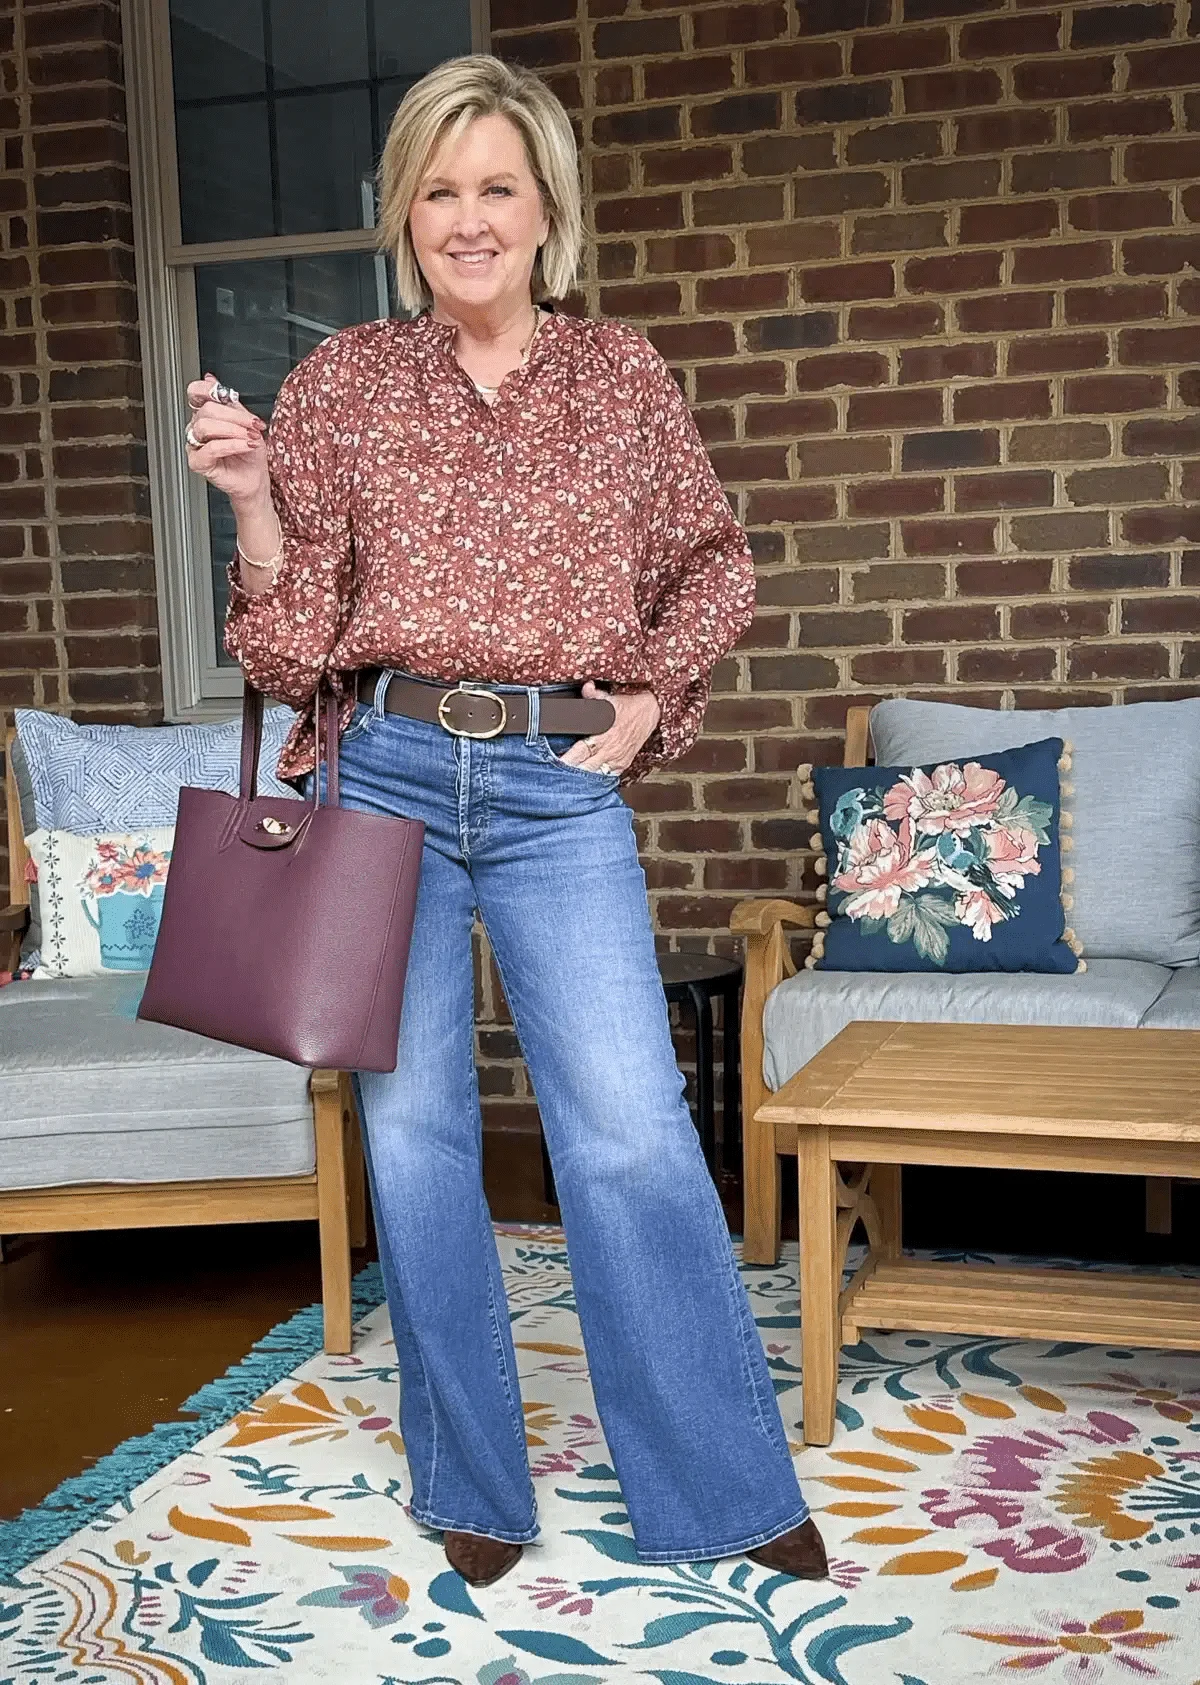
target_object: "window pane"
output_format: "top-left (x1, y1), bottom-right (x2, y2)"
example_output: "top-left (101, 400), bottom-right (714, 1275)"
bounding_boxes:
top-left (276, 91), bottom-right (374, 237)
top-left (170, 0), bottom-right (472, 244)
top-left (269, 0), bottom-right (369, 88)
top-left (374, 6), bottom-right (474, 78)
top-left (176, 103), bottom-right (272, 246)
top-left (172, 0), bottom-right (266, 102)
top-left (194, 252), bottom-right (398, 659)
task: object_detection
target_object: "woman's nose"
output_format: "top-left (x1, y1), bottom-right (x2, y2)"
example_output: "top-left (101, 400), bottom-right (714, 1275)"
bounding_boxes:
top-left (452, 200), bottom-right (490, 230)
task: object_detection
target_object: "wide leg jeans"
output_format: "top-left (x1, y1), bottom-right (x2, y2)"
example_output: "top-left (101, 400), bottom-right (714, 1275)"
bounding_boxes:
top-left (308, 672), bottom-right (809, 1562)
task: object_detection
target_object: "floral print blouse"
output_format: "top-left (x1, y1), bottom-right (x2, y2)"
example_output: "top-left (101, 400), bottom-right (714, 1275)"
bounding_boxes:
top-left (223, 305), bottom-right (757, 785)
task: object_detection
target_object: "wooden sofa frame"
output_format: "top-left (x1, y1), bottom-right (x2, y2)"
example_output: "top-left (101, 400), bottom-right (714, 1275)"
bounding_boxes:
top-left (1, 726), bottom-right (367, 1352)
top-left (731, 705), bottom-right (1173, 1266)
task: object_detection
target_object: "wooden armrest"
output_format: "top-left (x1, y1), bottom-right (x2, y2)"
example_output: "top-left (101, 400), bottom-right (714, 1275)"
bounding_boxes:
top-left (732, 897), bottom-right (818, 1268)
top-left (730, 897), bottom-right (817, 935)
top-left (1, 903), bottom-right (30, 974)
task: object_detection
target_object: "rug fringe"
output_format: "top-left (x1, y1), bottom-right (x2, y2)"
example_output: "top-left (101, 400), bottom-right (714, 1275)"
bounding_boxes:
top-left (0, 1262), bottom-right (387, 1587)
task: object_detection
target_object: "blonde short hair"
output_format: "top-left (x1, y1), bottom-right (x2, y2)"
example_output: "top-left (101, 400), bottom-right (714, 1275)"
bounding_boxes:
top-left (378, 54), bottom-right (583, 315)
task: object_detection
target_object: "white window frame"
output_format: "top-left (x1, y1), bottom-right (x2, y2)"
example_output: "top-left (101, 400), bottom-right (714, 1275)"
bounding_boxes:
top-left (122, 0), bottom-right (490, 721)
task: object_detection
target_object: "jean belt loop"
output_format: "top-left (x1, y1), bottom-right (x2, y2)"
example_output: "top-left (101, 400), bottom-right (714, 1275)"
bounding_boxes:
top-left (373, 666), bottom-right (395, 719)
top-left (524, 686), bottom-right (540, 745)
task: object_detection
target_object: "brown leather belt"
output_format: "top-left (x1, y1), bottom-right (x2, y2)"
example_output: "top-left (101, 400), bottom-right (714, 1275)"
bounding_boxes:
top-left (355, 669), bottom-right (616, 739)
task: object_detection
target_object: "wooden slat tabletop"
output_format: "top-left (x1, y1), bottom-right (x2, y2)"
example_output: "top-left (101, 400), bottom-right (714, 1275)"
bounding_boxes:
top-left (759, 1021), bottom-right (1200, 1142)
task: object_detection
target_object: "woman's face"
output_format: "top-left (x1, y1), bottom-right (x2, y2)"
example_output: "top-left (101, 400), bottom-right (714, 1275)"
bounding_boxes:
top-left (409, 112), bottom-right (551, 321)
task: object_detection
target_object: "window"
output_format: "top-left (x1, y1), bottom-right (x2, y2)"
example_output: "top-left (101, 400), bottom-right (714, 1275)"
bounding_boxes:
top-left (123, 0), bottom-right (484, 717)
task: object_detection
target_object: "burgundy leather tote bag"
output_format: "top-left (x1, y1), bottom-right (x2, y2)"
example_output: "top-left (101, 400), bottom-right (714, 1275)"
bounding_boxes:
top-left (138, 680), bottom-right (424, 1071)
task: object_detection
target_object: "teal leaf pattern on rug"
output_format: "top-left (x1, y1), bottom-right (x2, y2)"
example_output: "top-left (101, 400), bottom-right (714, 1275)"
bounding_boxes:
top-left (495, 1628), bottom-right (615, 1663)
top-left (562, 1528), bottom-right (641, 1561)
top-left (427, 1566), bottom-right (485, 1618)
top-left (3, 1227), bottom-right (1199, 1684)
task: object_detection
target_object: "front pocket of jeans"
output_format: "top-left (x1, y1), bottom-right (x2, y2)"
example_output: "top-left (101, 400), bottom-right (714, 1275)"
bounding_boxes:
top-left (339, 701), bottom-right (375, 743)
top-left (539, 735), bottom-right (619, 780)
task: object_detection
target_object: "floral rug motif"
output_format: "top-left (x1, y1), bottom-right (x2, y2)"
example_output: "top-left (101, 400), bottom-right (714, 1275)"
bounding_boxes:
top-left (3, 1225), bottom-right (1200, 1684)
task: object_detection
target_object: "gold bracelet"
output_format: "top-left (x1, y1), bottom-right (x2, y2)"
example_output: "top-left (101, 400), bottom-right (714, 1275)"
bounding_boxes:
top-left (236, 533), bottom-right (284, 577)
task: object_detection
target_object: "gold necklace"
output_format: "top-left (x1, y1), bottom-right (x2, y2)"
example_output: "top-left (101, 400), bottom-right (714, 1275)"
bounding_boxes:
top-left (469, 307), bottom-right (545, 394)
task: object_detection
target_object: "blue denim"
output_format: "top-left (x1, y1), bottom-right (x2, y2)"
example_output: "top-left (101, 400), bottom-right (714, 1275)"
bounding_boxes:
top-left (305, 669), bottom-right (809, 1562)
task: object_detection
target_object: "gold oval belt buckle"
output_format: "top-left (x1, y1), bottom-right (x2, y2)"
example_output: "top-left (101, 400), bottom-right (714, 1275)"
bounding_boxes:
top-left (436, 684), bottom-right (508, 739)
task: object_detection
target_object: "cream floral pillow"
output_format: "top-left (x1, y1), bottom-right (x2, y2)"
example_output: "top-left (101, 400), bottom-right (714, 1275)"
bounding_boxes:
top-left (25, 828), bottom-right (174, 979)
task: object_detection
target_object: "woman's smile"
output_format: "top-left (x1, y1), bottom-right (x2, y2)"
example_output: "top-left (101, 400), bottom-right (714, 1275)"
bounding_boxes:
top-left (448, 249), bottom-right (498, 268)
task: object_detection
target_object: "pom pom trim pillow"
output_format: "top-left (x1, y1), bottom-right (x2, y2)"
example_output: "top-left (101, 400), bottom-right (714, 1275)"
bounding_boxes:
top-left (804, 738), bottom-right (1082, 975)
top-left (26, 827), bottom-right (174, 979)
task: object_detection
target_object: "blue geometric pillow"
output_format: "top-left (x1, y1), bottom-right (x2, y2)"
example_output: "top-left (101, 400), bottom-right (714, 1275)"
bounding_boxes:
top-left (14, 705), bottom-right (300, 832)
top-left (805, 738), bottom-right (1082, 974)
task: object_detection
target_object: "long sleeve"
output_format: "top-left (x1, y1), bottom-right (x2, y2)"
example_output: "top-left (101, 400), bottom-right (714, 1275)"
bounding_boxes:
top-left (223, 335), bottom-right (358, 708)
top-left (623, 341), bottom-right (757, 782)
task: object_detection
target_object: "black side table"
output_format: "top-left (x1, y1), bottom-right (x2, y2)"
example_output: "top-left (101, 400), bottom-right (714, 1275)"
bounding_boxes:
top-left (658, 952), bottom-right (743, 1177)
top-left (538, 951), bottom-right (743, 1206)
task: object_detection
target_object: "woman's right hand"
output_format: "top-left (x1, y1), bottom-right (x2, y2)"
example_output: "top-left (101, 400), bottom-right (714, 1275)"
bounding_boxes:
top-left (184, 372), bottom-right (269, 506)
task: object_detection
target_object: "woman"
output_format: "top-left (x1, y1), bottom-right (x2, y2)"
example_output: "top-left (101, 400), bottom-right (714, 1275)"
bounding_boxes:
top-left (184, 54), bottom-right (826, 1589)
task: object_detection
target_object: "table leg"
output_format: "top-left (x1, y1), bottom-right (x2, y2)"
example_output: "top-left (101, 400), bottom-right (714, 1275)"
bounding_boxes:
top-left (540, 1127), bottom-right (558, 1209)
top-left (871, 1163), bottom-right (902, 1260)
top-left (688, 982), bottom-right (717, 1173)
top-left (798, 1125), bottom-right (839, 1447)
top-left (1145, 1177), bottom-right (1172, 1236)
top-left (721, 976), bottom-right (741, 1174)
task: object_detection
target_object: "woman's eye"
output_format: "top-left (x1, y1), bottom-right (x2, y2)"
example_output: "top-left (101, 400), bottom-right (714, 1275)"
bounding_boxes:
top-left (428, 186), bottom-right (512, 199)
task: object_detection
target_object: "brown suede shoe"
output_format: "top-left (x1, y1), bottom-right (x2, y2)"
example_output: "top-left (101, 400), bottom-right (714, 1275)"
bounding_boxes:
top-left (746, 1517), bottom-right (829, 1580)
top-left (443, 1530), bottom-right (524, 1587)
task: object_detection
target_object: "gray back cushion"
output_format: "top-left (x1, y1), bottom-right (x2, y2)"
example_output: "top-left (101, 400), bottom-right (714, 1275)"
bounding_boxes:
top-left (870, 698), bottom-right (1200, 967)
top-left (8, 731), bottom-right (39, 964)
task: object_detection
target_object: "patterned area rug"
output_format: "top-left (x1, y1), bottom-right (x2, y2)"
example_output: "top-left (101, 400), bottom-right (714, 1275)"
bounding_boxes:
top-left (3, 1224), bottom-right (1200, 1684)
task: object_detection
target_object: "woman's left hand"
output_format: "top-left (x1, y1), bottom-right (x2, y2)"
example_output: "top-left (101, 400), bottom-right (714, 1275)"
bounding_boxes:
top-left (558, 680), bottom-right (660, 773)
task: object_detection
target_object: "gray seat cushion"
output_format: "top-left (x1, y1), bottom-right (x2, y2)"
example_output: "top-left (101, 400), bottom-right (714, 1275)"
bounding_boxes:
top-left (870, 697), bottom-right (1200, 968)
top-left (1140, 965), bottom-right (1200, 1030)
top-left (762, 958), bottom-right (1172, 1091)
top-left (0, 975), bottom-right (315, 1190)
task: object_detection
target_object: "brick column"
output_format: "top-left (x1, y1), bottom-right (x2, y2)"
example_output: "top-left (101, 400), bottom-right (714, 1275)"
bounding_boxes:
top-left (0, 0), bottom-right (158, 741)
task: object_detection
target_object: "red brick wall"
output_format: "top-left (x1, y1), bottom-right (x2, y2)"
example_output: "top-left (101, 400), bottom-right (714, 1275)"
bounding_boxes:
top-left (0, 0), bottom-right (157, 747)
top-left (484, 0), bottom-right (1200, 1128)
top-left (495, 0), bottom-right (1200, 798)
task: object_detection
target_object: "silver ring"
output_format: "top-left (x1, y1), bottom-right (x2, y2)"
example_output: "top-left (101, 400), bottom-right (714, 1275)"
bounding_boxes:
top-left (210, 381), bottom-right (239, 405)
top-left (185, 423), bottom-right (201, 448)
top-left (598, 762), bottom-right (613, 775)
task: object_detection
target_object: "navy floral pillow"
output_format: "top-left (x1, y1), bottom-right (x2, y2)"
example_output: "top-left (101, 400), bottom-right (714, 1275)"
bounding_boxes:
top-left (804, 737), bottom-right (1083, 974)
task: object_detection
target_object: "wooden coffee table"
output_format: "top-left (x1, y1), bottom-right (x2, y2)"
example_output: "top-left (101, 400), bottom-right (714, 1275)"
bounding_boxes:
top-left (758, 1020), bottom-right (1200, 1446)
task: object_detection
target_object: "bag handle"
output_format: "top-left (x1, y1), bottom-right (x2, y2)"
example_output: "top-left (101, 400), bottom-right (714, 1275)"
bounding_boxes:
top-left (315, 681), bottom-right (341, 808)
top-left (240, 678), bottom-right (341, 809)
